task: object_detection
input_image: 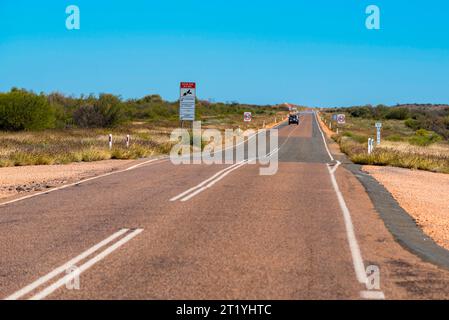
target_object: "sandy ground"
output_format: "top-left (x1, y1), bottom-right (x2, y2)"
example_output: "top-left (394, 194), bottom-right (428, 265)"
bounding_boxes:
top-left (363, 165), bottom-right (449, 251)
top-left (0, 160), bottom-right (135, 201)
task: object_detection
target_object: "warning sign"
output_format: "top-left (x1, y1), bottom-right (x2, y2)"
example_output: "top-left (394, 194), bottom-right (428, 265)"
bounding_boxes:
top-left (180, 82), bottom-right (196, 121)
top-left (244, 112), bottom-right (252, 122)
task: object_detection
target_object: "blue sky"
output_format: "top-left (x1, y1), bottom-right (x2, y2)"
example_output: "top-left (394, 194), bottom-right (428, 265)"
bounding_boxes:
top-left (1, 1), bottom-right (448, 107)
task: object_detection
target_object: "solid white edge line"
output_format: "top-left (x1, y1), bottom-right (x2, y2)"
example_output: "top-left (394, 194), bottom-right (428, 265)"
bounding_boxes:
top-left (314, 112), bottom-right (335, 161)
top-left (318, 118), bottom-right (386, 298)
top-left (330, 160), bottom-right (342, 174)
top-left (327, 165), bottom-right (368, 285)
top-left (29, 229), bottom-right (144, 300)
top-left (0, 158), bottom-right (168, 208)
top-left (4, 228), bottom-right (129, 300)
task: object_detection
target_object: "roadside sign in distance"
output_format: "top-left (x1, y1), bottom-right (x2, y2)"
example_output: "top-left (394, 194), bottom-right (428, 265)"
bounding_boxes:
top-left (244, 112), bottom-right (252, 122)
top-left (337, 114), bottom-right (346, 124)
top-left (180, 82), bottom-right (196, 121)
top-left (332, 114), bottom-right (338, 121)
top-left (375, 122), bottom-right (382, 129)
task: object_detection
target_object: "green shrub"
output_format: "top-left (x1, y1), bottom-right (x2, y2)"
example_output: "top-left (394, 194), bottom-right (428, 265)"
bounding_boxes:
top-left (404, 118), bottom-right (420, 130)
top-left (73, 94), bottom-right (125, 128)
top-left (385, 108), bottom-right (410, 120)
top-left (385, 134), bottom-right (403, 142)
top-left (342, 131), bottom-right (368, 144)
top-left (81, 149), bottom-right (111, 161)
top-left (409, 129), bottom-right (442, 146)
top-left (0, 89), bottom-right (56, 131)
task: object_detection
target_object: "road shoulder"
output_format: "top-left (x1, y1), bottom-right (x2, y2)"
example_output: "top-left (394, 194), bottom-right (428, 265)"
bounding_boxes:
top-left (316, 112), bottom-right (449, 273)
top-left (0, 158), bottom-right (162, 204)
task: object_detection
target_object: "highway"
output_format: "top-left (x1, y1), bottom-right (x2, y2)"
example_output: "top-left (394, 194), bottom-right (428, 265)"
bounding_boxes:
top-left (2, 112), bottom-right (449, 300)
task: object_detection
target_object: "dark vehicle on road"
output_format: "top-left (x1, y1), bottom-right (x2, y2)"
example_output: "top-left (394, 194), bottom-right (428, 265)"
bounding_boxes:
top-left (288, 114), bottom-right (299, 125)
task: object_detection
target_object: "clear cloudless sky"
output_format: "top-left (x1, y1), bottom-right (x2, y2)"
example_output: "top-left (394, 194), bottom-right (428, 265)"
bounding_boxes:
top-left (1, 0), bottom-right (449, 107)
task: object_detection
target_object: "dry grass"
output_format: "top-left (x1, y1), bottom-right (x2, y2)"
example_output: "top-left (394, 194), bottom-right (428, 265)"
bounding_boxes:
top-left (322, 112), bottom-right (449, 174)
top-left (0, 128), bottom-right (173, 167)
top-left (0, 111), bottom-right (287, 167)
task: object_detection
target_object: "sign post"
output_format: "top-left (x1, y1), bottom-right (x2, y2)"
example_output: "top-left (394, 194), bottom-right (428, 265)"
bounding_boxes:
top-left (179, 82), bottom-right (196, 127)
top-left (244, 112), bottom-right (252, 122)
top-left (375, 122), bottom-right (382, 145)
top-left (336, 114), bottom-right (346, 134)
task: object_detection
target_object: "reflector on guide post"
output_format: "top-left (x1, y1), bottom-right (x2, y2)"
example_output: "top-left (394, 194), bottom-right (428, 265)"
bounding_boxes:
top-left (179, 82), bottom-right (196, 121)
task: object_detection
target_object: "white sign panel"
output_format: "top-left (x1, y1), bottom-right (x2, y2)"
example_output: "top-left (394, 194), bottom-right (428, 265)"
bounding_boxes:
top-left (244, 112), bottom-right (252, 122)
top-left (179, 82), bottom-right (196, 121)
top-left (337, 114), bottom-right (346, 124)
top-left (376, 123), bottom-right (382, 145)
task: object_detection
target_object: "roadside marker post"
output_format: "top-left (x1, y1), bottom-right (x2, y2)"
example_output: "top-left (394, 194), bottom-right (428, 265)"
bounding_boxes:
top-left (126, 135), bottom-right (130, 148)
top-left (368, 138), bottom-right (375, 154)
top-left (109, 134), bottom-right (112, 150)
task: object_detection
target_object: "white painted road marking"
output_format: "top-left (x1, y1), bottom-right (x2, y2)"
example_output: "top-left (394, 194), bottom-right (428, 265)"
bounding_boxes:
top-left (4, 229), bottom-right (128, 300)
top-left (316, 113), bottom-right (386, 299)
top-left (30, 229), bottom-right (143, 300)
top-left (0, 158), bottom-right (168, 208)
top-left (170, 127), bottom-right (287, 203)
top-left (327, 163), bottom-right (368, 285)
top-left (314, 112), bottom-right (335, 162)
top-left (5, 228), bottom-right (143, 300)
top-left (180, 161), bottom-right (249, 202)
top-left (169, 161), bottom-right (247, 202)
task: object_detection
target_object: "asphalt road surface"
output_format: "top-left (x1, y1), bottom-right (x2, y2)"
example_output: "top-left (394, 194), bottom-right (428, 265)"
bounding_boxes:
top-left (3, 112), bottom-right (449, 300)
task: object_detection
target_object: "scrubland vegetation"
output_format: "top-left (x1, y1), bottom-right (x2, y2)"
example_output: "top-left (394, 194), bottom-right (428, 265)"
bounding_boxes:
top-left (322, 105), bottom-right (449, 173)
top-left (0, 88), bottom-right (288, 167)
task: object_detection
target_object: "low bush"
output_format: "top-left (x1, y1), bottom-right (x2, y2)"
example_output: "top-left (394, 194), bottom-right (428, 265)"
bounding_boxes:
top-left (385, 134), bottom-right (403, 142)
top-left (409, 129), bottom-right (442, 146)
top-left (0, 89), bottom-right (56, 131)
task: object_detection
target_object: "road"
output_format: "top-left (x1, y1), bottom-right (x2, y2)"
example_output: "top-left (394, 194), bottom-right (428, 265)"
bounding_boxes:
top-left (3, 112), bottom-right (449, 300)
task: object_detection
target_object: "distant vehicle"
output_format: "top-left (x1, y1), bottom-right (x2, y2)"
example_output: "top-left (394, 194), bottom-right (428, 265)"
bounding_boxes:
top-left (288, 114), bottom-right (299, 125)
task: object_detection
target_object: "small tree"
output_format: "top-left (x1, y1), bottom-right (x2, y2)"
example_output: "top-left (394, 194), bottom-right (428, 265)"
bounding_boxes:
top-left (72, 94), bottom-right (125, 128)
top-left (0, 89), bottom-right (56, 131)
